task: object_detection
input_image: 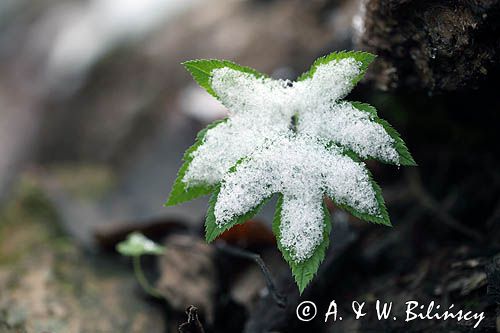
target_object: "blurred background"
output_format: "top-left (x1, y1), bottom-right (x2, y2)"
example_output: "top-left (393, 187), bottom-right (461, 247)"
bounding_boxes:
top-left (0, 0), bottom-right (499, 332)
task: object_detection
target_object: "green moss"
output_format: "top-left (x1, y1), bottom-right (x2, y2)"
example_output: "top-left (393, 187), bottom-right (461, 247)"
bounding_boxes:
top-left (0, 176), bottom-right (64, 264)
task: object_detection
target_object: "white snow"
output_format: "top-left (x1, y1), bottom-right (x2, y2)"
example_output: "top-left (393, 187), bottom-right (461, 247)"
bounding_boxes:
top-left (215, 135), bottom-right (379, 262)
top-left (293, 58), bottom-right (398, 163)
top-left (183, 68), bottom-right (294, 186)
top-left (293, 58), bottom-right (361, 104)
top-left (297, 101), bottom-right (399, 163)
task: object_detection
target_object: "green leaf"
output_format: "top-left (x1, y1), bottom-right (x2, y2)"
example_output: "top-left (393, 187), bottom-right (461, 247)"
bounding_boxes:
top-left (168, 53), bottom-right (415, 295)
top-left (298, 50), bottom-right (376, 84)
top-left (273, 194), bottom-right (332, 294)
top-left (183, 59), bottom-right (267, 98)
top-left (351, 102), bottom-right (417, 166)
top-left (165, 119), bottom-right (227, 206)
top-left (205, 184), bottom-right (272, 242)
top-left (349, 101), bottom-right (378, 117)
top-left (116, 232), bottom-right (165, 257)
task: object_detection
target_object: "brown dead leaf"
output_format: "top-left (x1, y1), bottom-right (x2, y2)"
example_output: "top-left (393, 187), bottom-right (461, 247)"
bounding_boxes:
top-left (155, 234), bottom-right (216, 323)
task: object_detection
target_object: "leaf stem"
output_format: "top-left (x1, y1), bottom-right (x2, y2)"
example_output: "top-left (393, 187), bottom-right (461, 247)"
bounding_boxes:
top-left (132, 255), bottom-right (163, 299)
top-left (216, 242), bottom-right (287, 308)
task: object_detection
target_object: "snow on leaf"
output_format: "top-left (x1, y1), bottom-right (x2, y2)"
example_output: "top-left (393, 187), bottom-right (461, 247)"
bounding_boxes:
top-left (213, 134), bottom-right (383, 262)
top-left (350, 102), bottom-right (417, 166)
top-left (181, 67), bottom-right (293, 187)
top-left (273, 194), bottom-right (332, 294)
top-left (165, 119), bottom-right (227, 206)
top-left (297, 50), bottom-right (376, 84)
top-left (182, 59), bottom-right (267, 98)
top-left (167, 51), bottom-right (415, 293)
top-left (294, 57), bottom-right (365, 106)
top-left (205, 184), bottom-right (273, 243)
top-left (297, 101), bottom-right (399, 164)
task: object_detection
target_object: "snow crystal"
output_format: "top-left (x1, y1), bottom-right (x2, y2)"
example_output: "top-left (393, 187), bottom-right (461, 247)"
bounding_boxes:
top-left (215, 135), bottom-right (379, 262)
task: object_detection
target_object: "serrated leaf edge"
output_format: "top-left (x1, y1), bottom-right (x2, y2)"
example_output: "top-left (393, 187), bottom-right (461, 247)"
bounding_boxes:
top-left (182, 59), bottom-right (267, 98)
top-left (298, 50), bottom-right (376, 84)
top-left (164, 119), bottom-right (227, 206)
top-left (204, 184), bottom-right (272, 242)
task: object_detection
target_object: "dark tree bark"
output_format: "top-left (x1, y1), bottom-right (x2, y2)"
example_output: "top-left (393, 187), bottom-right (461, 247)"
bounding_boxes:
top-left (357, 0), bottom-right (500, 91)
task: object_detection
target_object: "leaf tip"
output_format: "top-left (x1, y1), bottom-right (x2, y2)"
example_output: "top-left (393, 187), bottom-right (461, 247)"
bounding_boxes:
top-left (401, 156), bottom-right (418, 167)
top-left (181, 59), bottom-right (201, 66)
top-left (298, 284), bottom-right (306, 295)
top-left (164, 189), bottom-right (181, 207)
top-left (181, 59), bottom-right (197, 70)
top-left (204, 227), bottom-right (219, 243)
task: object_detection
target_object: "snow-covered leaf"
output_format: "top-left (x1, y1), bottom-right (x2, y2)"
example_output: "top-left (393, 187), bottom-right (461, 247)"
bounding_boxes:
top-left (205, 184), bottom-right (272, 243)
top-left (167, 51), bottom-right (415, 293)
top-left (297, 50), bottom-right (376, 84)
top-left (183, 59), bottom-right (267, 98)
top-left (351, 102), bottom-right (416, 166)
top-left (178, 64), bottom-right (293, 189)
top-left (165, 119), bottom-right (226, 206)
top-left (273, 194), bottom-right (332, 294)
top-left (213, 135), bottom-right (386, 256)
